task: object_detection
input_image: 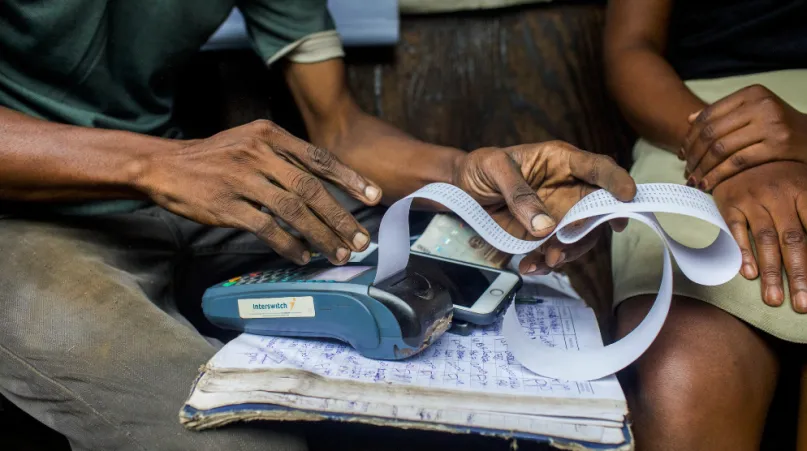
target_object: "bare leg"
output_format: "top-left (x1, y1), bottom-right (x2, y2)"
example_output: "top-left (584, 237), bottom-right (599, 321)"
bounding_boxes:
top-left (616, 295), bottom-right (779, 451)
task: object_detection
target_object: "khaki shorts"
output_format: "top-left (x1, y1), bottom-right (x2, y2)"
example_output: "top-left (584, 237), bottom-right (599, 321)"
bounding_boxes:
top-left (611, 69), bottom-right (807, 343)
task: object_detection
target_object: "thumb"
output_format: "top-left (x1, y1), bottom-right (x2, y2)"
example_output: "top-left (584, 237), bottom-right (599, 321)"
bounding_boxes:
top-left (486, 152), bottom-right (556, 238)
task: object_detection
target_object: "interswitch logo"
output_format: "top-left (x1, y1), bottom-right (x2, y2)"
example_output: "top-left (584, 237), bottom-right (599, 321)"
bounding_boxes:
top-left (252, 302), bottom-right (289, 310)
top-left (238, 297), bottom-right (314, 319)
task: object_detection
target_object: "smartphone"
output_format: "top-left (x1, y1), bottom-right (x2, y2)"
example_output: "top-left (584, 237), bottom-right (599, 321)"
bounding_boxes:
top-left (408, 251), bottom-right (521, 325)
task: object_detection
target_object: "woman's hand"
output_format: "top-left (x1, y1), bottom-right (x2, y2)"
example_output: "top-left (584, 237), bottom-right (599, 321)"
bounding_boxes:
top-left (682, 85), bottom-right (807, 190)
top-left (451, 141), bottom-right (636, 275)
top-left (711, 161), bottom-right (807, 313)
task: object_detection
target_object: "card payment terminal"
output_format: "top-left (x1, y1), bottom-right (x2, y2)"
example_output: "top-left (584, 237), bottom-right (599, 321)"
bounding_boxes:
top-left (202, 258), bottom-right (460, 360)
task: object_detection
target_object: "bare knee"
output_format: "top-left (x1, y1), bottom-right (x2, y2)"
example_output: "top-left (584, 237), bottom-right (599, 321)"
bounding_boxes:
top-left (616, 295), bottom-right (778, 450)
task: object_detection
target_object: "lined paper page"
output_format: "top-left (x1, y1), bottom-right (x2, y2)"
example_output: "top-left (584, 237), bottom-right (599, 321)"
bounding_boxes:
top-left (210, 298), bottom-right (625, 402)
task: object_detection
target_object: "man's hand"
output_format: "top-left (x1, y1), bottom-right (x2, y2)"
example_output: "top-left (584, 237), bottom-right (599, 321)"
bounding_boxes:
top-left (451, 141), bottom-right (637, 275)
top-left (712, 161), bottom-right (807, 313)
top-left (136, 120), bottom-right (382, 265)
top-left (682, 85), bottom-right (807, 190)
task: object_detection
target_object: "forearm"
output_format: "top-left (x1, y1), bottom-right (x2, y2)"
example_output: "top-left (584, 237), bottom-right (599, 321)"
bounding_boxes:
top-left (284, 58), bottom-right (465, 203)
top-left (311, 107), bottom-right (463, 202)
top-left (605, 47), bottom-right (706, 152)
top-left (0, 106), bottom-right (175, 201)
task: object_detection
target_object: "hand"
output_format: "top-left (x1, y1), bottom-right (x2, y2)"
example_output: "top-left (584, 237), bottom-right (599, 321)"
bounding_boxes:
top-left (136, 120), bottom-right (382, 265)
top-left (711, 161), bottom-right (807, 313)
top-left (451, 141), bottom-right (637, 275)
top-left (682, 84), bottom-right (807, 190)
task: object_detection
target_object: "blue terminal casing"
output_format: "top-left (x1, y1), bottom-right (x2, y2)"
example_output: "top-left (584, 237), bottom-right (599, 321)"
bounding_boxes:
top-left (202, 263), bottom-right (455, 360)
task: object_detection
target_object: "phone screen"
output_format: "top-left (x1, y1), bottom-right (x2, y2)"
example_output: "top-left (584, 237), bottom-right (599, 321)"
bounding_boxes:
top-left (409, 254), bottom-right (501, 307)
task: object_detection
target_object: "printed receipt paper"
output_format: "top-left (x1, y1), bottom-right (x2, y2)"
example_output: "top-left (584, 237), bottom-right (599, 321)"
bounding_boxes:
top-left (374, 183), bottom-right (742, 381)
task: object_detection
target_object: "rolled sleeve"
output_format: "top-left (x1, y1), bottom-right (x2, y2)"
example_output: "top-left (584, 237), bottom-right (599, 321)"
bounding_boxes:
top-left (237, 0), bottom-right (345, 66)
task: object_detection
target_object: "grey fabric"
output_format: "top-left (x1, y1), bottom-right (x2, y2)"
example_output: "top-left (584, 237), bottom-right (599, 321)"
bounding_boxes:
top-left (0, 190), bottom-right (382, 450)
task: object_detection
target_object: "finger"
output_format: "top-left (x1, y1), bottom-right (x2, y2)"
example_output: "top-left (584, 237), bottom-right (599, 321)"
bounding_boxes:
top-left (252, 120), bottom-right (383, 205)
top-left (721, 206), bottom-right (757, 280)
top-left (609, 218), bottom-right (629, 233)
top-left (266, 156), bottom-right (371, 251)
top-left (566, 151), bottom-right (637, 201)
top-left (795, 193), bottom-right (807, 313)
top-left (254, 183), bottom-right (353, 265)
top-left (683, 94), bottom-right (748, 172)
top-left (770, 201), bottom-right (807, 314)
top-left (486, 151), bottom-right (557, 237)
top-left (543, 232), bottom-right (599, 268)
top-left (233, 204), bottom-right (310, 265)
top-left (684, 113), bottom-right (751, 180)
top-left (519, 252), bottom-right (552, 275)
top-left (690, 124), bottom-right (762, 187)
top-left (747, 205), bottom-right (784, 306)
top-left (699, 142), bottom-right (768, 189)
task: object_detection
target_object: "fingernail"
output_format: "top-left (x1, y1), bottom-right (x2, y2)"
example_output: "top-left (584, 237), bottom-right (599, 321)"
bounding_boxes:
top-left (336, 247), bottom-right (350, 262)
top-left (765, 286), bottom-right (783, 305)
top-left (698, 179), bottom-right (708, 191)
top-left (531, 214), bottom-right (555, 232)
top-left (548, 252), bottom-right (565, 268)
top-left (677, 148), bottom-right (685, 160)
top-left (526, 263), bottom-right (537, 274)
top-left (686, 176), bottom-right (696, 187)
top-left (741, 264), bottom-right (755, 279)
top-left (365, 186), bottom-right (380, 201)
top-left (301, 251), bottom-right (311, 264)
top-left (795, 292), bottom-right (807, 313)
top-left (353, 232), bottom-right (369, 249)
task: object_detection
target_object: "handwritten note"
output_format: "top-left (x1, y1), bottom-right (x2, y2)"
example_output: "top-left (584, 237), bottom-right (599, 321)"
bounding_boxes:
top-left (210, 298), bottom-right (624, 402)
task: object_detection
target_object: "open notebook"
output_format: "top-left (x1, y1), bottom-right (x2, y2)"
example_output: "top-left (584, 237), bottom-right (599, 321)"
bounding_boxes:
top-left (180, 289), bottom-right (631, 450)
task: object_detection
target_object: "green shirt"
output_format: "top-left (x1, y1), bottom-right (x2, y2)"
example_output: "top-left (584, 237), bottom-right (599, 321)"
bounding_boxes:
top-left (0, 0), bottom-right (339, 214)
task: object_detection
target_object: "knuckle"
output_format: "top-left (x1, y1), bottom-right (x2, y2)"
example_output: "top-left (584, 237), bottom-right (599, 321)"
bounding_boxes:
top-left (547, 140), bottom-right (573, 150)
top-left (255, 216), bottom-right (280, 240)
top-left (781, 229), bottom-right (806, 248)
top-left (761, 267), bottom-right (781, 281)
top-left (740, 248), bottom-right (755, 261)
top-left (775, 127), bottom-right (791, 144)
top-left (707, 139), bottom-right (726, 158)
top-left (586, 155), bottom-right (605, 182)
top-left (755, 227), bottom-right (779, 246)
top-left (727, 219), bottom-right (747, 231)
top-left (510, 181), bottom-right (536, 205)
top-left (729, 153), bottom-right (747, 169)
top-left (329, 208), bottom-right (355, 233)
top-left (747, 84), bottom-right (770, 98)
top-left (275, 194), bottom-right (307, 222)
top-left (700, 124), bottom-right (716, 141)
top-left (250, 119), bottom-right (276, 133)
top-left (306, 145), bottom-right (337, 172)
top-left (790, 270), bottom-right (807, 284)
top-left (759, 96), bottom-right (784, 119)
top-left (290, 172), bottom-right (324, 202)
top-left (694, 108), bottom-right (710, 123)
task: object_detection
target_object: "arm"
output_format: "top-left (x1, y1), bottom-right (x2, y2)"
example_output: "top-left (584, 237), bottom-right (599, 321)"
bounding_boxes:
top-left (603, 0), bottom-right (706, 152)
top-left (283, 57), bottom-right (637, 274)
top-left (283, 58), bottom-right (466, 203)
top-left (0, 106), bottom-right (172, 201)
top-left (0, 104), bottom-right (381, 265)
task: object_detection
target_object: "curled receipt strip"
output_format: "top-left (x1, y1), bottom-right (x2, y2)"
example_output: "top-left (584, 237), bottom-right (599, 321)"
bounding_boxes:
top-left (374, 183), bottom-right (742, 381)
